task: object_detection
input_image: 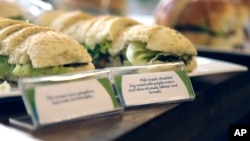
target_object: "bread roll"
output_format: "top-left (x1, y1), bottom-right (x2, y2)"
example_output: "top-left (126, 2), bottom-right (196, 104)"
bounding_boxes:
top-left (124, 25), bottom-right (197, 72)
top-left (50, 10), bottom-right (93, 32)
top-left (154, 0), bottom-right (248, 49)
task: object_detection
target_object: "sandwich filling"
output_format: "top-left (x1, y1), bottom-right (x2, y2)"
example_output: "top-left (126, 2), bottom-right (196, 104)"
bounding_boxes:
top-left (0, 56), bottom-right (13, 76)
top-left (84, 40), bottom-right (127, 68)
top-left (0, 55), bottom-right (92, 78)
top-left (126, 42), bottom-right (193, 66)
top-left (83, 40), bottom-right (111, 68)
top-left (12, 63), bottom-right (91, 77)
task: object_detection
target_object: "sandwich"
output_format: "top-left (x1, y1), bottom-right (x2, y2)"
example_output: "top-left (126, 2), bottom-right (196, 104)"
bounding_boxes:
top-left (123, 24), bottom-right (197, 72)
top-left (42, 10), bottom-right (196, 71)
top-left (0, 18), bottom-right (94, 82)
top-left (0, 21), bottom-right (33, 80)
top-left (59, 15), bottom-right (141, 68)
top-left (11, 30), bottom-right (94, 78)
top-left (0, 1), bottom-right (25, 20)
top-left (81, 15), bottom-right (141, 68)
top-left (154, 0), bottom-right (248, 49)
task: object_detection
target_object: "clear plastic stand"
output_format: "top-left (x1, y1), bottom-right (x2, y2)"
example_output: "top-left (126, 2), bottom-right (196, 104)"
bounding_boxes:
top-left (9, 69), bottom-right (123, 130)
top-left (108, 61), bottom-right (195, 108)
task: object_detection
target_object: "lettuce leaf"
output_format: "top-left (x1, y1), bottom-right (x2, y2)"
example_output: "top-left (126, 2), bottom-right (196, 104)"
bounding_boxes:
top-left (126, 42), bottom-right (192, 65)
top-left (12, 64), bottom-right (67, 77)
top-left (0, 56), bottom-right (14, 76)
top-left (83, 41), bottom-right (112, 68)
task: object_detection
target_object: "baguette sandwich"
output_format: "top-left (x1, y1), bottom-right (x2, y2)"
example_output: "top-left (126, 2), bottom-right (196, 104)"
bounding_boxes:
top-left (41, 11), bottom-right (196, 71)
top-left (49, 13), bottom-right (141, 68)
top-left (154, 0), bottom-right (248, 49)
top-left (11, 31), bottom-right (94, 78)
top-left (123, 25), bottom-right (197, 72)
top-left (0, 18), bottom-right (94, 82)
top-left (81, 16), bottom-right (141, 68)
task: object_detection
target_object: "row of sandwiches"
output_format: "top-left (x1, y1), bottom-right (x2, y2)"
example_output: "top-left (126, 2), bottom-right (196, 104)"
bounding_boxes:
top-left (0, 10), bottom-right (198, 82)
top-left (37, 10), bottom-right (198, 72)
top-left (0, 18), bottom-right (94, 82)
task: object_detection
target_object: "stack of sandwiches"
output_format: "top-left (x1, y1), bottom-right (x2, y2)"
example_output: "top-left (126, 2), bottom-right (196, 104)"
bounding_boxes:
top-left (37, 10), bottom-right (198, 72)
top-left (0, 17), bottom-right (94, 82)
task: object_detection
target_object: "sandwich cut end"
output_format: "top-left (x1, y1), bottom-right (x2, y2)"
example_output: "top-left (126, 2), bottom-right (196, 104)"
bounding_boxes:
top-left (124, 24), bottom-right (198, 72)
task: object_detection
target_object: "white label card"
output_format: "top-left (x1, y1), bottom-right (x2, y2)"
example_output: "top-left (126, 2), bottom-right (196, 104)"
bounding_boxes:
top-left (115, 71), bottom-right (194, 106)
top-left (33, 79), bottom-right (115, 124)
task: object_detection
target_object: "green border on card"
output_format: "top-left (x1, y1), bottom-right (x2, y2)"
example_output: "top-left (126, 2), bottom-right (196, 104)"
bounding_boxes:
top-left (97, 78), bottom-right (119, 108)
top-left (175, 70), bottom-right (195, 97)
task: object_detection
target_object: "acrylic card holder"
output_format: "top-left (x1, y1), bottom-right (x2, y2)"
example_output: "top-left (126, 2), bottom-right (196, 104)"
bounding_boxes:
top-left (10, 69), bottom-right (123, 130)
top-left (108, 62), bottom-right (195, 107)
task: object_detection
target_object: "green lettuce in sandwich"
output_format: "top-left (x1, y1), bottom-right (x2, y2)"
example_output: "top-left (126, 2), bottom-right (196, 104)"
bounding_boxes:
top-left (124, 25), bottom-right (198, 72)
top-left (75, 15), bottom-right (141, 68)
top-left (0, 18), bottom-right (94, 82)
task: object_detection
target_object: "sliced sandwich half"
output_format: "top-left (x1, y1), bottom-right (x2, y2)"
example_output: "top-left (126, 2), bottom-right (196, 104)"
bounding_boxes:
top-left (124, 25), bottom-right (197, 72)
top-left (0, 21), bottom-right (33, 80)
top-left (82, 16), bottom-right (141, 68)
top-left (11, 30), bottom-right (94, 78)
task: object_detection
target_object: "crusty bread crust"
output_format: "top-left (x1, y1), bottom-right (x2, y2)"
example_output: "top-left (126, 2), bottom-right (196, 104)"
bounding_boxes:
top-left (50, 10), bottom-right (93, 32)
top-left (0, 18), bottom-right (24, 29)
top-left (185, 57), bottom-right (197, 72)
top-left (95, 16), bottom-right (140, 42)
top-left (154, 0), bottom-right (190, 27)
top-left (5, 26), bottom-right (53, 59)
top-left (155, 0), bottom-right (238, 31)
top-left (0, 22), bottom-right (32, 44)
top-left (36, 10), bottom-right (66, 27)
top-left (63, 17), bottom-right (100, 44)
top-left (181, 32), bottom-right (211, 45)
top-left (124, 25), bottom-right (197, 55)
top-left (85, 15), bottom-right (116, 48)
top-left (26, 31), bottom-right (92, 68)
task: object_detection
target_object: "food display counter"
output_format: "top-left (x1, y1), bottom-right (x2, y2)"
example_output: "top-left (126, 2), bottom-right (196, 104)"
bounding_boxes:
top-left (0, 0), bottom-right (250, 141)
top-left (1, 70), bottom-right (250, 141)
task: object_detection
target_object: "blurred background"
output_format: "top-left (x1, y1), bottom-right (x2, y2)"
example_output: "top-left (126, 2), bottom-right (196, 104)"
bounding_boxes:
top-left (1, 0), bottom-right (250, 68)
top-left (44, 0), bottom-right (161, 15)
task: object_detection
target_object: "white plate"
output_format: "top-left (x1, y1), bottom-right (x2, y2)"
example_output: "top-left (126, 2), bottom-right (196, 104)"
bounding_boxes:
top-left (0, 88), bottom-right (21, 98)
top-left (0, 57), bottom-right (248, 98)
top-left (189, 57), bottom-right (248, 77)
